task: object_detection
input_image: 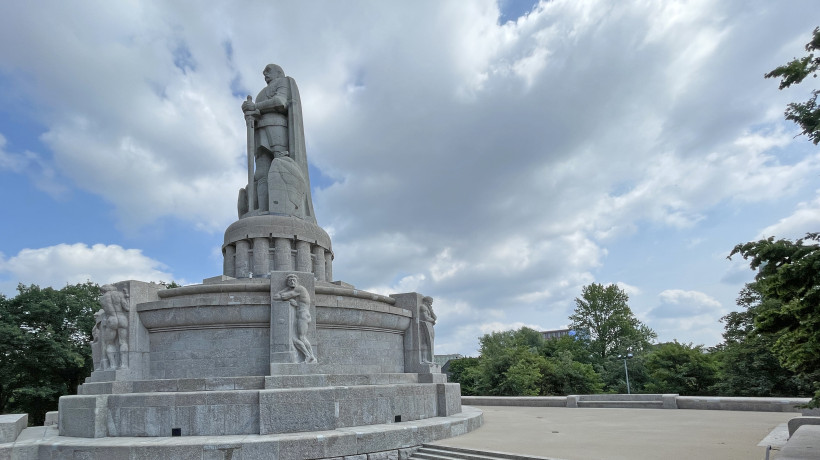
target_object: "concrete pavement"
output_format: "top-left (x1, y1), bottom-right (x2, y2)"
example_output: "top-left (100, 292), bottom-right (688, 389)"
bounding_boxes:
top-left (433, 405), bottom-right (798, 460)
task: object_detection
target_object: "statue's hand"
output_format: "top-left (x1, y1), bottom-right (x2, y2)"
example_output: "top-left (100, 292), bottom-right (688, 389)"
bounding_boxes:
top-left (242, 100), bottom-right (257, 113)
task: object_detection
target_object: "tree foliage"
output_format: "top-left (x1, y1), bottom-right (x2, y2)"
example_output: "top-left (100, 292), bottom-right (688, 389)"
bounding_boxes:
top-left (456, 327), bottom-right (602, 396)
top-left (0, 283), bottom-right (98, 425)
top-left (765, 26), bottom-right (820, 144)
top-left (712, 283), bottom-right (813, 397)
top-left (446, 357), bottom-right (481, 396)
top-left (643, 342), bottom-right (718, 395)
top-left (729, 233), bottom-right (820, 406)
top-left (568, 283), bottom-right (656, 363)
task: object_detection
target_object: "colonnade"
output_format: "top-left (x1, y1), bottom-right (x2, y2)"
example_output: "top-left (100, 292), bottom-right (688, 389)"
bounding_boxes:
top-left (223, 236), bottom-right (333, 281)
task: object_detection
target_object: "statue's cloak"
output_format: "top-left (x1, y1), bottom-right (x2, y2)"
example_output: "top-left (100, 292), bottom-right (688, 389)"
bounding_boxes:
top-left (285, 77), bottom-right (317, 224)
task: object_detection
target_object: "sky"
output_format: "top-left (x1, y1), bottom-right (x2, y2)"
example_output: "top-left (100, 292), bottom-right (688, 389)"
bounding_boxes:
top-left (1, 1), bottom-right (818, 357)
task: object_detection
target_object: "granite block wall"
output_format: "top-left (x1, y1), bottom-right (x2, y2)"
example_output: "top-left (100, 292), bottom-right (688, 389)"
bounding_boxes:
top-left (149, 327), bottom-right (270, 379)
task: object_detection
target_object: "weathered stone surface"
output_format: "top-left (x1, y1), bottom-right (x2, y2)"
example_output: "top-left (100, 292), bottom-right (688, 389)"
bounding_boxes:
top-left (398, 447), bottom-right (418, 460)
top-left (0, 414), bottom-right (27, 443)
top-left (367, 450), bottom-right (398, 460)
top-left (44, 411), bottom-right (58, 427)
top-left (676, 396), bottom-right (809, 412)
top-left (59, 395), bottom-right (108, 438)
top-left (788, 416), bottom-right (820, 437)
top-left (779, 425), bottom-right (820, 460)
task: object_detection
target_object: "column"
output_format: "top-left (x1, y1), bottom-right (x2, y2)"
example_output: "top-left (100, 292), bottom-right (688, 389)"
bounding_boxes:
top-left (274, 238), bottom-right (293, 271)
top-left (295, 241), bottom-right (311, 272)
top-left (253, 237), bottom-right (270, 276)
top-left (235, 240), bottom-right (250, 278)
top-left (324, 252), bottom-right (333, 282)
top-left (312, 247), bottom-right (326, 281)
top-left (223, 244), bottom-right (236, 277)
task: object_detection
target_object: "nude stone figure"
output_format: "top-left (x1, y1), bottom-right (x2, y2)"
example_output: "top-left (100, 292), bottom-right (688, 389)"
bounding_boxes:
top-left (272, 274), bottom-right (317, 363)
top-left (419, 296), bottom-right (437, 364)
top-left (91, 309), bottom-right (104, 370)
top-left (99, 284), bottom-right (130, 369)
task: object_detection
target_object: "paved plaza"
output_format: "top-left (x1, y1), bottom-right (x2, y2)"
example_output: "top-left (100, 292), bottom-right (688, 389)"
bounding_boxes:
top-left (433, 406), bottom-right (797, 460)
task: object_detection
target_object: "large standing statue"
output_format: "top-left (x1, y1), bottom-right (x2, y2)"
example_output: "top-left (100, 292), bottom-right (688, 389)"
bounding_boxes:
top-left (419, 296), bottom-right (437, 364)
top-left (98, 284), bottom-right (130, 369)
top-left (272, 274), bottom-right (317, 363)
top-left (240, 64), bottom-right (317, 223)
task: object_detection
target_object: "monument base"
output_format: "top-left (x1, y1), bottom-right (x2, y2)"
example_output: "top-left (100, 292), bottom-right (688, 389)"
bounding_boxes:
top-left (1, 406), bottom-right (483, 460)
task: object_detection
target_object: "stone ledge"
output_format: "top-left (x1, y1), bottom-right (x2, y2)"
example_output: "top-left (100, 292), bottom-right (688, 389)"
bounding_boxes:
top-left (0, 414), bottom-right (28, 443)
top-left (676, 396), bottom-right (810, 412)
top-left (265, 373), bottom-right (423, 389)
top-left (5, 406), bottom-right (482, 460)
top-left (464, 395), bottom-right (809, 412)
top-left (779, 425), bottom-right (820, 460)
top-left (789, 417), bottom-right (820, 438)
top-left (462, 396), bottom-right (567, 407)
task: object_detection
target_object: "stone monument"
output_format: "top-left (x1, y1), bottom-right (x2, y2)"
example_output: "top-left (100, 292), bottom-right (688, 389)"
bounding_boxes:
top-left (10, 63), bottom-right (482, 459)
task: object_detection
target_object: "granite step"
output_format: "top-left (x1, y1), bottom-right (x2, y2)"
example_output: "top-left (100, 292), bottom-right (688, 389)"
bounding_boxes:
top-left (411, 444), bottom-right (562, 460)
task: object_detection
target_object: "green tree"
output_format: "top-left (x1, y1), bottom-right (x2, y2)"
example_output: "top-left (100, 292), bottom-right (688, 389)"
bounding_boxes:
top-left (540, 351), bottom-right (603, 395)
top-left (446, 357), bottom-right (481, 396)
top-left (568, 283), bottom-right (656, 363)
top-left (540, 334), bottom-right (594, 365)
top-left (473, 327), bottom-right (604, 396)
top-left (0, 283), bottom-right (99, 425)
top-left (712, 283), bottom-right (812, 397)
top-left (729, 233), bottom-right (820, 407)
top-left (765, 27), bottom-right (820, 144)
top-left (643, 341), bottom-right (718, 395)
top-left (598, 354), bottom-right (650, 394)
top-left (475, 328), bottom-right (544, 396)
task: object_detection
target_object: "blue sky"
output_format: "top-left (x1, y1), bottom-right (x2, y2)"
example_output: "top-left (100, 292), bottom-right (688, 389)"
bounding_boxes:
top-left (1, 1), bottom-right (818, 356)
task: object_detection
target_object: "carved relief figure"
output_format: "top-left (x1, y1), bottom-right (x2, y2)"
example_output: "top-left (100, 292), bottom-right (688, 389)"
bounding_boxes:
top-left (272, 274), bottom-right (317, 363)
top-left (98, 284), bottom-right (130, 369)
top-left (419, 296), bottom-right (437, 364)
top-left (91, 309), bottom-right (104, 370)
top-left (240, 64), bottom-right (316, 222)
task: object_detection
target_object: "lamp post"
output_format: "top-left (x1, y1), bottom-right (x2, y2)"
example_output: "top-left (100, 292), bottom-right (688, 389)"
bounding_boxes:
top-left (618, 353), bottom-right (634, 394)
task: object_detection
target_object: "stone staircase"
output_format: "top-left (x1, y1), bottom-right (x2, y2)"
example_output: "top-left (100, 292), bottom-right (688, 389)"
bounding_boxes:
top-left (410, 444), bottom-right (562, 460)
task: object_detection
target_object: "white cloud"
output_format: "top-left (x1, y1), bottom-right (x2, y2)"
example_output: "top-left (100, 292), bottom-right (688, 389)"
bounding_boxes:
top-left (649, 289), bottom-right (723, 319)
top-left (616, 282), bottom-right (642, 297)
top-left (758, 190), bottom-right (820, 240)
top-left (0, 0), bottom-right (817, 354)
top-left (0, 243), bottom-right (174, 296)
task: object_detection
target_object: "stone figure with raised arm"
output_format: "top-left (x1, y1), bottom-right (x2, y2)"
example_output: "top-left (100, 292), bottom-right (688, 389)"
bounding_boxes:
top-left (240, 64), bottom-right (316, 223)
top-left (272, 274), bottom-right (317, 363)
top-left (419, 296), bottom-right (437, 364)
top-left (99, 284), bottom-right (130, 369)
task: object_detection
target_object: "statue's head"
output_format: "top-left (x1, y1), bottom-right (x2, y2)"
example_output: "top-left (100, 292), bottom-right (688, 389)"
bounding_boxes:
top-left (286, 274), bottom-right (298, 287)
top-left (263, 64), bottom-right (285, 83)
top-left (422, 296), bottom-right (433, 306)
